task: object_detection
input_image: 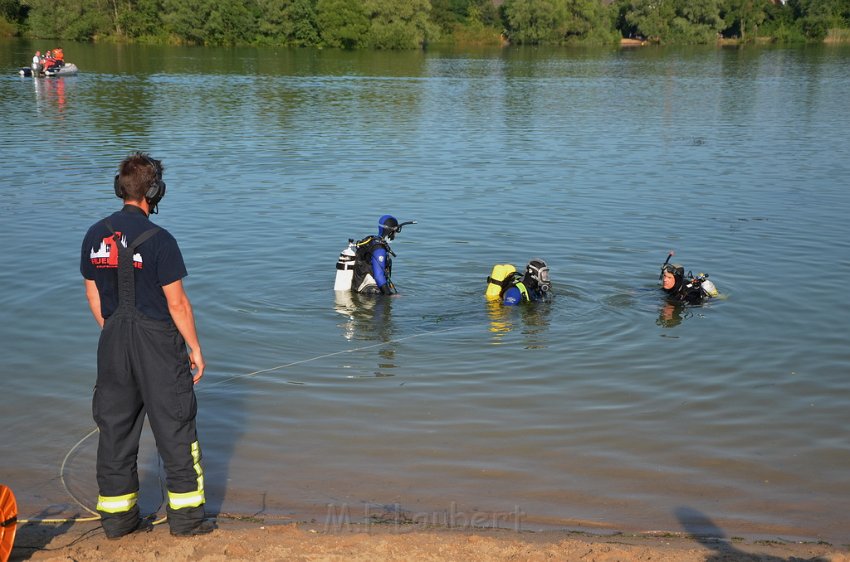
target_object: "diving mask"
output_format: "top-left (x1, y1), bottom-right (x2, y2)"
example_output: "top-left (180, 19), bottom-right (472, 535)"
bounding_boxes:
top-left (527, 259), bottom-right (551, 292)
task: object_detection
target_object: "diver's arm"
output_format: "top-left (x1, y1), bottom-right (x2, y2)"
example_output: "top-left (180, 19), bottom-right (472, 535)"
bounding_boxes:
top-left (502, 286), bottom-right (521, 306)
top-left (371, 247), bottom-right (390, 291)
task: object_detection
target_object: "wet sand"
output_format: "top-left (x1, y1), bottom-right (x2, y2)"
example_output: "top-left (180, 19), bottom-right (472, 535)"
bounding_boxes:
top-left (10, 517), bottom-right (848, 561)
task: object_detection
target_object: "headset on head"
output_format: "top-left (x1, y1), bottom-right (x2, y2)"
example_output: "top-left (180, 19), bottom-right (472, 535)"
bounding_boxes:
top-left (113, 154), bottom-right (166, 207)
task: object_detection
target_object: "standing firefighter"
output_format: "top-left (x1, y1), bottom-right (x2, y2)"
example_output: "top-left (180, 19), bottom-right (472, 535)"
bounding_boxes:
top-left (80, 152), bottom-right (214, 538)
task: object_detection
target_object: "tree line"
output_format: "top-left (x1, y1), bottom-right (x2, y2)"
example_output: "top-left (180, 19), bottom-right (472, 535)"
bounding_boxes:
top-left (2, 0), bottom-right (848, 48)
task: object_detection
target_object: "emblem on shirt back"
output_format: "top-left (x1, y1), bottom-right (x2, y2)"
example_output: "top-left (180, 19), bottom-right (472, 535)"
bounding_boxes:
top-left (90, 233), bottom-right (144, 269)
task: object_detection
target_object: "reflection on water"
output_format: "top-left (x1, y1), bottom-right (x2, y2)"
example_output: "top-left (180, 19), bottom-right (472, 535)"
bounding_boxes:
top-left (334, 291), bottom-right (398, 377)
top-left (32, 77), bottom-right (65, 115)
top-left (486, 298), bottom-right (552, 349)
top-left (657, 301), bottom-right (691, 328)
top-left (486, 299), bottom-right (514, 340)
top-left (517, 299), bottom-right (552, 349)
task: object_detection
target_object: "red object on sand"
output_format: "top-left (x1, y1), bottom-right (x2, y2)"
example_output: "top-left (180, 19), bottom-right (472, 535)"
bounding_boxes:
top-left (0, 484), bottom-right (17, 562)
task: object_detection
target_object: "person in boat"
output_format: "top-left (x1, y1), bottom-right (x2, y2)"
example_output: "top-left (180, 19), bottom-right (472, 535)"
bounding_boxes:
top-left (42, 50), bottom-right (58, 73)
top-left (80, 152), bottom-right (214, 539)
top-left (32, 51), bottom-right (42, 74)
top-left (52, 48), bottom-right (64, 66)
top-left (660, 261), bottom-right (718, 304)
top-left (487, 259), bottom-right (552, 306)
top-left (351, 215), bottom-right (408, 295)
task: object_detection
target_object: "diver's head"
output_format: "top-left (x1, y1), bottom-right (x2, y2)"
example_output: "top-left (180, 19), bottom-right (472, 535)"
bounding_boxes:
top-left (378, 215), bottom-right (399, 240)
top-left (661, 263), bottom-right (685, 293)
top-left (525, 258), bottom-right (551, 293)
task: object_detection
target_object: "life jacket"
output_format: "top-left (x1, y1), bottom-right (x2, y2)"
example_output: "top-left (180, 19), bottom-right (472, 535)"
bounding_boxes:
top-left (351, 235), bottom-right (392, 292)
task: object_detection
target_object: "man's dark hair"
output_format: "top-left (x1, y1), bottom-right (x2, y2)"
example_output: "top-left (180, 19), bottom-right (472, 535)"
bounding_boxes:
top-left (116, 152), bottom-right (163, 202)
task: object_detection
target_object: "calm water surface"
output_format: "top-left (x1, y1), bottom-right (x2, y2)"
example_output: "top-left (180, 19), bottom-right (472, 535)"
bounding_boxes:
top-left (1, 40), bottom-right (849, 543)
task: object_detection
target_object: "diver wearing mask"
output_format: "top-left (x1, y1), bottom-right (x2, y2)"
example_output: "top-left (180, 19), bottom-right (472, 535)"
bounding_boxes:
top-left (349, 215), bottom-right (416, 295)
top-left (660, 260), bottom-right (718, 304)
top-left (502, 258), bottom-right (552, 306)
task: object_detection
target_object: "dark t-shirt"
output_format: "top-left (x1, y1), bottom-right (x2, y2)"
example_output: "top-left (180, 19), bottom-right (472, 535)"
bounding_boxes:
top-left (80, 205), bottom-right (187, 321)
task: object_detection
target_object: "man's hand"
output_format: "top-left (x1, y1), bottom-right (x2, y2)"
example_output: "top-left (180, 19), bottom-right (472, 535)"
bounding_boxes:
top-left (163, 279), bottom-right (205, 384)
top-left (189, 347), bottom-right (205, 384)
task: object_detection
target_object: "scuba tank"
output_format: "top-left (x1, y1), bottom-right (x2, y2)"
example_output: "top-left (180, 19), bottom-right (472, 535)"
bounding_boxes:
top-left (486, 264), bottom-right (517, 300)
top-left (698, 274), bottom-right (718, 298)
top-left (334, 239), bottom-right (357, 291)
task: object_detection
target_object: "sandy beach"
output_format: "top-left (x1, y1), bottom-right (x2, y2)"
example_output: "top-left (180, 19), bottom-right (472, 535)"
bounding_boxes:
top-left (10, 517), bottom-right (848, 562)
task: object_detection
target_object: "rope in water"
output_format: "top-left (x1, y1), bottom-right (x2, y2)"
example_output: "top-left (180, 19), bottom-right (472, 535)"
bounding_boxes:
top-left (17, 325), bottom-right (467, 525)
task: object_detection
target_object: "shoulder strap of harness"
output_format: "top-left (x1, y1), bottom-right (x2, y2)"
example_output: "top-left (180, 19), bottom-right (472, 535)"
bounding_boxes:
top-left (515, 281), bottom-right (530, 301)
top-left (499, 273), bottom-right (527, 300)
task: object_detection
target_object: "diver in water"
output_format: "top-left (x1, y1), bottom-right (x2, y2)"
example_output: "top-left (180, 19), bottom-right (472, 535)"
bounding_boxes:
top-left (498, 258), bottom-right (552, 306)
top-left (660, 253), bottom-right (718, 304)
top-left (348, 215), bottom-right (415, 295)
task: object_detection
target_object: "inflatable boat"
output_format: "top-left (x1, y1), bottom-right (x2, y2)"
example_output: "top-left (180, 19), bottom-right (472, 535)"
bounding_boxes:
top-left (19, 62), bottom-right (78, 78)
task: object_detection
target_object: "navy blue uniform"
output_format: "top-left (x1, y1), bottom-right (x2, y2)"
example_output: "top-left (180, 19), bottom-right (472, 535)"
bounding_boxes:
top-left (81, 205), bottom-right (206, 537)
top-left (81, 206), bottom-right (186, 320)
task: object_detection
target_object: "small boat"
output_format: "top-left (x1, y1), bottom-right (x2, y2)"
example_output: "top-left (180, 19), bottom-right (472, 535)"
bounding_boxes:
top-left (19, 62), bottom-right (78, 78)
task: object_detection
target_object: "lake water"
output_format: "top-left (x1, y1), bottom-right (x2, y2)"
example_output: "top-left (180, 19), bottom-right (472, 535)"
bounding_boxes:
top-left (1, 39), bottom-right (849, 544)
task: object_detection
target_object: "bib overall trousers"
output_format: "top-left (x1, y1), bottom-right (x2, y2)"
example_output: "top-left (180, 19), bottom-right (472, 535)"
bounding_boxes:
top-left (93, 224), bottom-right (205, 537)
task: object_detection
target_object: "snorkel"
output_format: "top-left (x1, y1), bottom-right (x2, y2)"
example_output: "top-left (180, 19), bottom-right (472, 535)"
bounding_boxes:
top-left (659, 251), bottom-right (674, 281)
top-left (378, 216), bottom-right (417, 240)
top-left (378, 218), bottom-right (417, 256)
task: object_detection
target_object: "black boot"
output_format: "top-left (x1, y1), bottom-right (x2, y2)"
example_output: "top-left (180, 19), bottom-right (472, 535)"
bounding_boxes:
top-left (170, 518), bottom-right (216, 537)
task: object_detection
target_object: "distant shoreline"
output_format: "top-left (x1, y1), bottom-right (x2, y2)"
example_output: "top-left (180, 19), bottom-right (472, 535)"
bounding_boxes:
top-left (621, 33), bottom-right (850, 48)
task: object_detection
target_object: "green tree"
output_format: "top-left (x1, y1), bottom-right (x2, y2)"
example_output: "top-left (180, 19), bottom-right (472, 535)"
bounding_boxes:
top-left (430, 0), bottom-right (468, 32)
top-left (118, 0), bottom-right (167, 40)
top-left (363, 0), bottom-right (436, 49)
top-left (1, 0), bottom-right (24, 23)
top-left (720, 0), bottom-right (768, 42)
top-left (204, 0), bottom-right (257, 45)
top-left (25, 0), bottom-right (110, 39)
top-left (562, 0), bottom-right (617, 44)
top-left (278, 0), bottom-right (319, 46)
top-left (160, 0), bottom-right (210, 43)
top-left (503, 0), bottom-right (569, 44)
top-left (0, 0), bottom-right (24, 36)
top-left (667, 0), bottom-right (724, 43)
top-left (624, 0), bottom-right (676, 42)
top-left (788, 0), bottom-right (850, 39)
top-left (256, 0), bottom-right (289, 43)
top-left (316, 0), bottom-right (369, 48)
top-left (159, 0), bottom-right (257, 44)
top-left (759, 0), bottom-right (803, 42)
top-left (618, 0), bottom-right (723, 43)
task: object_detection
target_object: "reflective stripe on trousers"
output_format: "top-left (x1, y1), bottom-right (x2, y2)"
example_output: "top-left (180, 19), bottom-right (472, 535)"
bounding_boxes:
top-left (168, 441), bottom-right (205, 510)
top-left (97, 491), bottom-right (139, 514)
